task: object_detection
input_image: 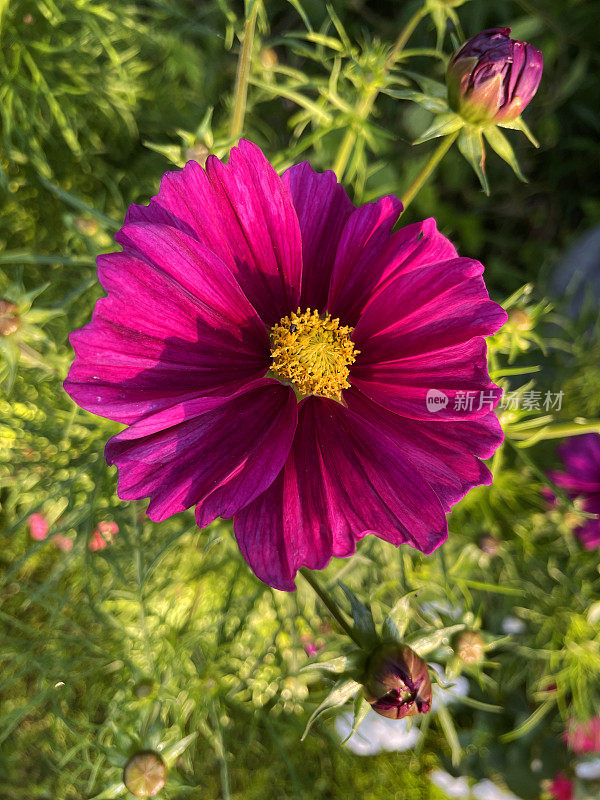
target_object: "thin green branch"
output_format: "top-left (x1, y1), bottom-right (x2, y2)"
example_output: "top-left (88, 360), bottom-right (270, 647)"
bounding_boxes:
top-left (401, 131), bottom-right (459, 211)
top-left (229, 3), bottom-right (259, 142)
top-left (299, 568), bottom-right (360, 646)
top-left (333, 5), bottom-right (428, 180)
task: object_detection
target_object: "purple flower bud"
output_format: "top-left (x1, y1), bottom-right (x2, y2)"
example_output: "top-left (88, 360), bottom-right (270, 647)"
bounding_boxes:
top-left (447, 28), bottom-right (543, 124)
top-left (363, 643), bottom-right (432, 720)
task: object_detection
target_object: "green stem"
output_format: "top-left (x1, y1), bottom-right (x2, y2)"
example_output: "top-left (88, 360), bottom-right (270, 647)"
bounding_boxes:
top-left (229, 3), bottom-right (259, 141)
top-left (299, 568), bottom-right (359, 645)
top-left (333, 5), bottom-right (428, 180)
top-left (400, 131), bottom-right (459, 211)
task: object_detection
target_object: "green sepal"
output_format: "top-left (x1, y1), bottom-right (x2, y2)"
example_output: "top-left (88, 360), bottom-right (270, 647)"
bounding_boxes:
top-left (381, 593), bottom-right (415, 642)
top-left (301, 677), bottom-right (361, 741)
top-left (483, 126), bottom-right (527, 182)
top-left (341, 692), bottom-right (371, 744)
top-left (498, 115), bottom-right (539, 148)
top-left (384, 88), bottom-right (449, 114)
top-left (300, 653), bottom-right (360, 675)
top-left (403, 70), bottom-right (448, 99)
top-left (339, 582), bottom-right (378, 648)
top-left (414, 112), bottom-right (464, 145)
top-left (160, 731), bottom-right (198, 766)
top-left (406, 623), bottom-right (465, 657)
top-left (436, 702), bottom-right (462, 766)
top-left (457, 127), bottom-right (489, 194)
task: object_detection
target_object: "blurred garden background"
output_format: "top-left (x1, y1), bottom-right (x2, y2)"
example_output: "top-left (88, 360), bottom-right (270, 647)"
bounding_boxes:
top-left (1, 0), bottom-right (599, 798)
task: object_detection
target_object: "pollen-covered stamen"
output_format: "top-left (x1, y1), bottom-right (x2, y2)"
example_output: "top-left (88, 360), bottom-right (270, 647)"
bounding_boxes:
top-left (270, 308), bottom-right (358, 401)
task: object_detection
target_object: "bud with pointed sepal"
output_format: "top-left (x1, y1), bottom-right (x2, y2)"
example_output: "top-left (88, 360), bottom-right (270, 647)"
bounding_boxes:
top-left (363, 643), bottom-right (432, 720)
top-left (447, 28), bottom-right (542, 125)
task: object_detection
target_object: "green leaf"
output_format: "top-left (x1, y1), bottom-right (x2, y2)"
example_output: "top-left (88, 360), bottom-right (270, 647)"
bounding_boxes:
top-left (339, 583), bottom-right (377, 647)
top-left (498, 115), bottom-right (539, 148)
top-left (483, 126), bottom-right (526, 182)
top-left (414, 112), bottom-right (464, 145)
top-left (341, 692), bottom-right (371, 744)
top-left (301, 677), bottom-right (361, 740)
top-left (457, 127), bottom-right (489, 194)
top-left (88, 782), bottom-right (126, 800)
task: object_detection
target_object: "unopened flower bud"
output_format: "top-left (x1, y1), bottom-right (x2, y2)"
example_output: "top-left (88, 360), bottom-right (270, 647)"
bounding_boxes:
top-left (454, 630), bottom-right (485, 664)
top-left (123, 751), bottom-right (167, 797)
top-left (75, 217), bottom-right (99, 237)
top-left (0, 299), bottom-right (20, 336)
top-left (260, 47), bottom-right (278, 69)
top-left (363, 643), bottom-right (432, 719)
top-left (507, 308), bottom-right (532, 331)
top-left (478, 534), bottom-right (500, 556)
top-left (446, 28), bottom-right (543, 124)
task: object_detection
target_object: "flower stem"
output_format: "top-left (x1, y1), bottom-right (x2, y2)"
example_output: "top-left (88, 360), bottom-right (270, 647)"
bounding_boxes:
top-left (333, 5), bottom-right (428, 181)
top-left (400, 131), bottom-right (459, 211)
top-left (299, 568), bottom-right (360, 645)
top-left (229, 2), bottom-right (259, 142)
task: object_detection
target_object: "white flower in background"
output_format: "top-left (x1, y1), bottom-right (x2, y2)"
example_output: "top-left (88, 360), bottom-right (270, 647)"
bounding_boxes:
top-left (430, 663), bottom-right (470, 706)
top-left (421, 600), bottom-right (464, 620)
top-left (335, 709), bottom-right (421, 756)
top-left (501, 616), bottom-right (526, 635)
top-left (471, 779), bottom-right (522, 800)
top-left (430, 769), bottom-right (471, 798)
top-left (575, 757), bottom-right (600, 780)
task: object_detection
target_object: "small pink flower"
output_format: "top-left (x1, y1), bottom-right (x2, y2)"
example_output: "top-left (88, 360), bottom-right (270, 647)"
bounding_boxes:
top-left (565, 716), bottom-right (600, 755)
top-left (53, 535), bottom-right (74, 552)
top-left (300, 634), bottom-right (324, 657)
top-left (550, 434), bottom-right (600, 550)
top-left (549, 773), bottom-right (573, 800)
top-left (89, 520), bottom-right (119, 551)
top-left (28, 513), bottom-right (49, 541)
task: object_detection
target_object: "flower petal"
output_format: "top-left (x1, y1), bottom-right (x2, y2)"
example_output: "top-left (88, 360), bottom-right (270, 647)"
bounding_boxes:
top-left (122, 139), bottom-right (302, 326)
top-left (328, 216), bottom-right (456, 326)
top-left (346, 387), bottom-right (504, 510)
top-left (105, 379), bottom-right (297, 524)
top-left (326, 195), bottom-right (402, 324)
top-left (351, 337), bottom-right (502, 421)
top-left (281, 162), bottom-right (355, 310)
top-left (234, 397), bottom-right (447, 591)
top-left (64, 237), bottom-right (270, 423)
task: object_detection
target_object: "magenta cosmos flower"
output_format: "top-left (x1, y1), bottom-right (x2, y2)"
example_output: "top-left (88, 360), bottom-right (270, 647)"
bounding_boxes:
top-left (447, 27), bottom-right (543, 124)
top-left (550, 433), bottom-right (600, 550)
top-left (64, 140), bottom-right (506, 590)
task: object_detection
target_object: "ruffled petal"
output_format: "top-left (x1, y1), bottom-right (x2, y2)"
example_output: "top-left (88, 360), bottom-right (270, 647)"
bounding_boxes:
top-left (122, 139), bottom-right (302, 326)
top-left (328, 216), bottom-right (456, 326)
top-left (234, 397), bottom-right (447, 591)
top-left (64, 234), bottom-right (270, 423)
top-left (281, 162), bottom-right (355, 310)
top-left (346, 387), bottom-right (504, 511)
top-left (104, 379), bottom-right (297, 525)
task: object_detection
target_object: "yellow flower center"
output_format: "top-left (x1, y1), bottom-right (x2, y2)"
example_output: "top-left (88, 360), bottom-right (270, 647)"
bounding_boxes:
top-left (269, 308), bottom-right (358, 401)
